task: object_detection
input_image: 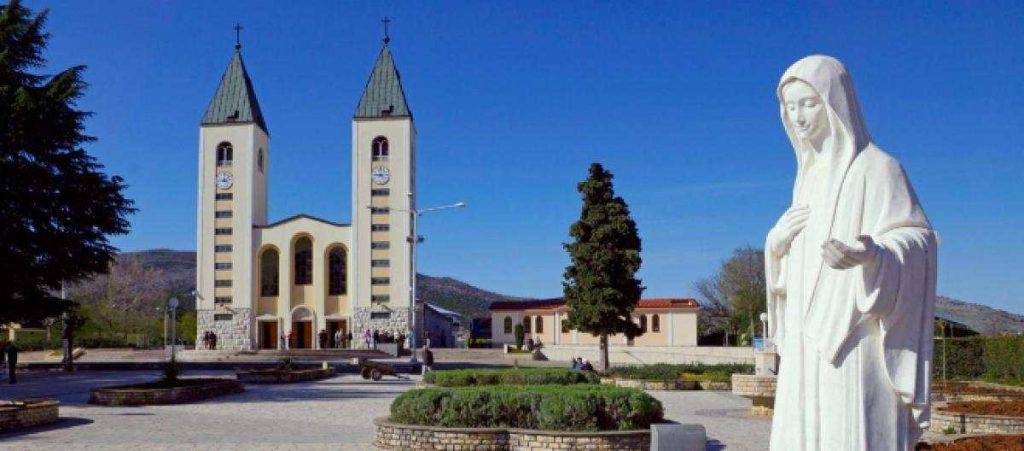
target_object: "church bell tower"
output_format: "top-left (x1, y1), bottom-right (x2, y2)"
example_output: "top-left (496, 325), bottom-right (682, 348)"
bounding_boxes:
top-left (195, 40), bottom-right (269, 350)
top-left (351, 33), bottom-right (417, 338)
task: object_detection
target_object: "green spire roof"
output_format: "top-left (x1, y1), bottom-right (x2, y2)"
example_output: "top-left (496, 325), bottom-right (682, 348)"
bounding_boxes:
top-left (202, 50), bottom-right (268, 133)
top-left (354, 44), bottom-right (411, 119)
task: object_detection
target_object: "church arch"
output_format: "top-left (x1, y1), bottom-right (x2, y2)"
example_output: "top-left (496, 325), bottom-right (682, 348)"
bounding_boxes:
top-left (522, 316), bottom-right (531, 333)
top-left (292, 235), bottom-right (313, 286)
top-left (259, 246), bottom-right (280, 297)
top-left (638, 315), bottom-right (647, 333)
top-left (325, 244), bottom-right (348, 295)
top-left (372, 136), bottom-right (389, 161)
top-left (216, 142), bottom-right (233, 167)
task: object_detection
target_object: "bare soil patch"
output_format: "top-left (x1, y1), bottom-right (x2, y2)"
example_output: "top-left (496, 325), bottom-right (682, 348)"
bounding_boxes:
top-left (944, 400), bottom-right (1024, 416)
top-left (934, 381), bottom-right (1024, 396)
top-left (920, 435), bottom-right (1024, 451)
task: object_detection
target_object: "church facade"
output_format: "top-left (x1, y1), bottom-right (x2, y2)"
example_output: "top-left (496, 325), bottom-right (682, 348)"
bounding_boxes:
top-left (195, 39), bottom-right (418, 351)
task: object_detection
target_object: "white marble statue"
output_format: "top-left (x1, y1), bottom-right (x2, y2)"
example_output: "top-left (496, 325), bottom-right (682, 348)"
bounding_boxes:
top-left (765, 55), bottom-right (937, 450)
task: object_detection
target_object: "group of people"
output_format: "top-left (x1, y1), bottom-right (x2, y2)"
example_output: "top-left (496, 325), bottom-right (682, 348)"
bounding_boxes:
top-left (200, 331), bottom-right (218, 350)
top-left (361, 329), bottom-right (405, 350)
top-left (570, 357), bottom-right (594, 372)
top-left (317, 329), bottom-right (352, 349)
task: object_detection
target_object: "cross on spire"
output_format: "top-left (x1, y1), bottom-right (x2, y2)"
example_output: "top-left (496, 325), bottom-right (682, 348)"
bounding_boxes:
top-left (381, 17), bottom-right (391, 45)
top-left (234, 23), bottom-right (243, 50)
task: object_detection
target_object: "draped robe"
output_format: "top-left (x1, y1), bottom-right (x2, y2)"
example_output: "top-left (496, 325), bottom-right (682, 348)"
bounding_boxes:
top-left (766, 56), bottom-right (937, 451)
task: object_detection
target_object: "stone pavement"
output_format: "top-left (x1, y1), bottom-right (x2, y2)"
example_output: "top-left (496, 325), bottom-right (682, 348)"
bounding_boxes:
top-left (0, 370), bottom-right (772, 450)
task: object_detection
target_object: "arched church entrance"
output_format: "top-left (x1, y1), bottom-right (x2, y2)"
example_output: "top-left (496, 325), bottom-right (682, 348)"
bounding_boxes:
top-left (291, 306), bottom-right (315, 349)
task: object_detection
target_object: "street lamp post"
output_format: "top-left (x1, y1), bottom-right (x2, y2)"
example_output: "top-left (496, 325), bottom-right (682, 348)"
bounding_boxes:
top-left (168, 296), bottom-right (179, 361)
top-left (371, 200), bottom-right (466, 363)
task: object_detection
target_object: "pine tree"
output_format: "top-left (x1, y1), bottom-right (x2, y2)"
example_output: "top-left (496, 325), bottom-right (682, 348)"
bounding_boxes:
top-left (562, 163), bottom-right (643, 371)
top-left (0, 0), bottom-right (134, 325)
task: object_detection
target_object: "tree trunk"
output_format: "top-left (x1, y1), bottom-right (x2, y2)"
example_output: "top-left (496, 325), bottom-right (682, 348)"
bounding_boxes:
top-left (599, 334), bottom-right (609, 372)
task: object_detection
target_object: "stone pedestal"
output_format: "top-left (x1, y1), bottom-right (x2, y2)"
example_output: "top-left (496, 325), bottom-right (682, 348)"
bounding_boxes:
top-left (732, 374), bottom-right (777, 416)
top-left (755, 350), bottom-right (779, 376)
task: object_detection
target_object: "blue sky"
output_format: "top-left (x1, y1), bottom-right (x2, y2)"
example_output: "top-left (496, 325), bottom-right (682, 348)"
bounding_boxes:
top-left (33, 1), bottom-right (1023, 313)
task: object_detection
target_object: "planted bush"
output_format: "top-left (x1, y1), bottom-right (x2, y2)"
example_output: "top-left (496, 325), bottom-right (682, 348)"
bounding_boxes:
top-left (390, 385), bottom-right (663, 431)
top-left (423, 367), bottom-right (599, 386)
top-left (933, 336), bottom-right (1024, 384)
top-left (606, 363), bottom-right (754, 381)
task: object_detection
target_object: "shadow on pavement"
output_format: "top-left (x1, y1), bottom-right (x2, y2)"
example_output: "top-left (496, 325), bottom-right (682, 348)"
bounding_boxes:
top-left (0, 416), bottom-right (94, 439)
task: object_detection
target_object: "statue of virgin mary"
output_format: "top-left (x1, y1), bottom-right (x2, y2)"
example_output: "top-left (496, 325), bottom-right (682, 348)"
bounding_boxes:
top-left (765, 55), bottom-right (938, 450)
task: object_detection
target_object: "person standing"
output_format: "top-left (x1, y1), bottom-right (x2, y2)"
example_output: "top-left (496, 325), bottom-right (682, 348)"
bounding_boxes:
top-left (421, 346), bottom-right (434, 376)
top-left (279, 331), bottom-right (287, 350)
top-left (6, 342), bottom-right (18, 384)
top-left (334, 329), bottom-right (343, 349)
top-left (318, 329), bottom-right (328, 350)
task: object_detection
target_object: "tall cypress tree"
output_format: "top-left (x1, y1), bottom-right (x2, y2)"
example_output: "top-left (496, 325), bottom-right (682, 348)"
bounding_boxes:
top-left (0, 0), bottom-right (134, 325)
top-left (563, 163), bottom-right (642, 371)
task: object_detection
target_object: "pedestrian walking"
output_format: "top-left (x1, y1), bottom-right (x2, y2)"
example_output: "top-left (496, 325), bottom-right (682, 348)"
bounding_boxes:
top-left (6, 342), bottom-right (19, 384)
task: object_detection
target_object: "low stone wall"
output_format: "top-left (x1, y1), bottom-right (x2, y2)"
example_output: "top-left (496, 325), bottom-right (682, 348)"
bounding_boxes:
top-left (0, 400), bottom-right (59, 432)
top-left (236, 367), bottom-right (335, 384)
top-left (541, 345), bottom-right (754, 365)
top-left (374, 417), bottom-right (650, 450)
top-left (732, 374), bottom-right (776, 416)
top-left (89, 379), bottom-right (244, 406)
top-left (600, 377), bottom-right (703, 391)
top-left (930, 408), bottom-right (1024, 435)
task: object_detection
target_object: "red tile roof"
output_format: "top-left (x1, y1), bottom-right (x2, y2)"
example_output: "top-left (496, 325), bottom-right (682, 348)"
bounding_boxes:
top-left (489, 297), bottom-right (699, 311)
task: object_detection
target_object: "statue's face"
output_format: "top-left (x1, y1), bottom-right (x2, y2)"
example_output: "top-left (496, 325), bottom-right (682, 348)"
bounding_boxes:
top-left (782, 80), bottom-right (828, 145)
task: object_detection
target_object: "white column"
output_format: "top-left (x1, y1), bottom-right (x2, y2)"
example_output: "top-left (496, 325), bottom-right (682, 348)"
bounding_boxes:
top-left (668, 312), bottom-right (675, 346)
top-left (553, 311), bottom-right (560, 345)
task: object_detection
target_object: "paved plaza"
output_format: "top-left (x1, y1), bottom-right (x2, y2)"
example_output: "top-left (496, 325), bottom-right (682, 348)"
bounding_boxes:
top-left (0, 370), bottom-right (771, 450)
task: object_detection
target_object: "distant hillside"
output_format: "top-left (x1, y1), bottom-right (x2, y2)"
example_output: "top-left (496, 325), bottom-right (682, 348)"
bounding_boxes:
top-left (936, 295), bottom-right (1024, 335)
top-left (76, 250), bottom-right (1024, 332)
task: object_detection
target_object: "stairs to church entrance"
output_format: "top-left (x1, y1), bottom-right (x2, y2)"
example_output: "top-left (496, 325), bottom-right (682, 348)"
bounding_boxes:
top-left (179, 348), bottom-right (390, 363)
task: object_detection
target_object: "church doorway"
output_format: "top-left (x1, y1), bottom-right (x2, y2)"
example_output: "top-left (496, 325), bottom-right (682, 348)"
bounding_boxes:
top-left (292, 321), bottom-right (312, 349)
top-left (258, 320), bottom-right (278, 350)
top-left (290, 307), bottom-right (315, 349)
top-left (327, 319), bottom-right (347, 348)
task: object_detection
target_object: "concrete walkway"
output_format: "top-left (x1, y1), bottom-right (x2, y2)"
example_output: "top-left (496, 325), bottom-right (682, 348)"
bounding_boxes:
top-left (0, 370), bottom-right (771, 450)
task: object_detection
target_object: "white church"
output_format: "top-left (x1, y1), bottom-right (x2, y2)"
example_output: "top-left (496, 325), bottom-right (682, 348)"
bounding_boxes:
top-left (194, 35), bottom-right (420, 351)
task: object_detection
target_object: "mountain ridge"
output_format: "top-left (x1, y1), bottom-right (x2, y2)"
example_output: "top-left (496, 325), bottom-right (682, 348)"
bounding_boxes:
top-left (84, 250), bottom-right (1023, 335)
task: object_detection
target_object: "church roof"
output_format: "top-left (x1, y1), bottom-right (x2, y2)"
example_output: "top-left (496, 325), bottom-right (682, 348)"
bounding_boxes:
top-left (354, 43), bottom-right (412, 119)
top-left (202, 50), bottom-right (268, 134)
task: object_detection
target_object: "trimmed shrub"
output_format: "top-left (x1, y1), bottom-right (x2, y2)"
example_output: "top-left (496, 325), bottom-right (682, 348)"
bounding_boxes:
top-left (606, 363), bottom-right (754, 381)
top-left (423, 367), bottom-right (599, 386)
top-left (983, 336), bottom-right (1024, 382)
top-left (390, 385), bottom-right (663, 431)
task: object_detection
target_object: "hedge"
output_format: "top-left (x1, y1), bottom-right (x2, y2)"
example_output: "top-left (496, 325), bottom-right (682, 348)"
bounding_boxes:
top-left (423, 367), bottom-right (599, 386)
top-left (605, 363), bottom-right (754, 381)
top-left (933, 336), bottom-right (1024, 384)
top-left (390, 385), bottom-right (663, 431)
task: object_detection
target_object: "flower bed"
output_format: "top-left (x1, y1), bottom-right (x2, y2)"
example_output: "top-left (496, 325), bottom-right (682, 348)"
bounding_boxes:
top-left (423, 367), bottom-right (598, 387)
top-left (933, 380), bottom-right (1024, 402)
top-left (0, 399), bottom-right (59, 432)
top-left (236, 367), bottom-right (335, 384)
top-left (390, 385), bottom-right (663, 431)
top-left (931, 400), bottom-right (1024, 435)
top-left (922, 435), bottom-right (1024, 450)
top-left (598, 363), bottom-right (752, 391)
top-left (89, 378), bottom-right (244, 406)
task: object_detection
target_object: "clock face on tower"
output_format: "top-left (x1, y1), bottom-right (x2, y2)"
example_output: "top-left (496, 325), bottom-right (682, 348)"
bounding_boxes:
top-left (215, 171), bottom-right (234, 190)
top-left (371, 166), bottom-right (390, 185)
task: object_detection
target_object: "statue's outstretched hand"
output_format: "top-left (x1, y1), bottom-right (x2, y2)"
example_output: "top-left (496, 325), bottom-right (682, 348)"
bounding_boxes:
top-left (822, 235), bottom-right (878, 270)
top-left (769, 204), bottom-right (810, 257)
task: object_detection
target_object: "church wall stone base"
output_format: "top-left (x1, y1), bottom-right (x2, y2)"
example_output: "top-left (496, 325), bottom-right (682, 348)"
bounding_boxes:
top-left (197, 308), bottom-right (254, 351)
top-left (352, 306), bottom-right (414, 348)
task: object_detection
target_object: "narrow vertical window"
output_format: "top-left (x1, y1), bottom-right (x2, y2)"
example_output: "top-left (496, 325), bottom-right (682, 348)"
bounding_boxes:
top-left (328, 246), bottom-right (347, 295)
top-left (503, 316), bottom-right (513, 334)
top-left (294, 237), bottom-right (312, 285)
top-left (535, 316), bottom-right (543, 333)
top-left (651, 314), bottom-right (660, 333)
top-left (523, 316), bottom-right (531, 333)
top-left (257, 148), bottom-right (264, 172)
top-left (639, 315), bottom-right (647, 333)
top-left (260, 248), bottom-right (279, 296)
